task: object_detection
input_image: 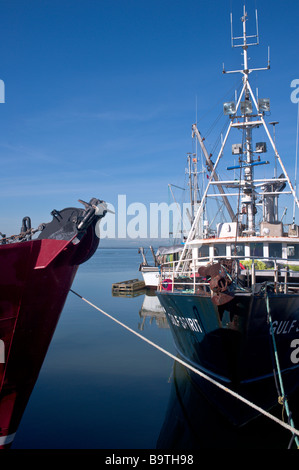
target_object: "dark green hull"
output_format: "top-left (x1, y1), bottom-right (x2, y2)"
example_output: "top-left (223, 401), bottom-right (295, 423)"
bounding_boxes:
top-left (157, 290), bottom-right (299, 423)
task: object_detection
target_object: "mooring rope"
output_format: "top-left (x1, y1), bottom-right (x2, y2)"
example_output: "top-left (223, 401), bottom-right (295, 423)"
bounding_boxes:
top-left (70, 289), bottom-right (299, 442)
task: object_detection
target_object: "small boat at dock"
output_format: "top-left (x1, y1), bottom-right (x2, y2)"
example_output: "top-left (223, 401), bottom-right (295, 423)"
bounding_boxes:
top-left (138, 245), bottom-right (183, 288)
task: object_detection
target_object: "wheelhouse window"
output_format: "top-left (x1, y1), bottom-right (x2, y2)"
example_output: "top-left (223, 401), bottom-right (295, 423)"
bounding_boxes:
top-left (287, 244), bottom-right (299, 260)
top-left (198, 244), bottom-right (210, 259)
top-left (250, 242), bottom-right (263, 258)
top-left (269, 243), bottom-right (282, 259)
top-left (214, 244), bottom-right (226, 258)
top-left (231, 243), bottom-right (245, 257)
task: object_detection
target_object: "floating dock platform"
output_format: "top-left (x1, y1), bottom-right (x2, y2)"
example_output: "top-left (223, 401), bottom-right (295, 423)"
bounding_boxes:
top-left (112, 278), bottom-right (145, 295)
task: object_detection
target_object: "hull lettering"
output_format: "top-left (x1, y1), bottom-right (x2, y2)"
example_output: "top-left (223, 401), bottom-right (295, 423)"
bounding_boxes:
top-left (168, 313), bottom-right (203, 333)
top-left (270, 320), bottom-right (299, 335)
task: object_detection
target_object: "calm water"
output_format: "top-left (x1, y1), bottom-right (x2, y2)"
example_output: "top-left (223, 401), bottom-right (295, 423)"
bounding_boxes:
top-left (11, 248), bottom-right (299, 449)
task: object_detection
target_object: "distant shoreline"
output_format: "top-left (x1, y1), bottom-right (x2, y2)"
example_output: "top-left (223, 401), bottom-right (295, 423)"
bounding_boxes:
top-left (98, 239), bottom-right (176, 250)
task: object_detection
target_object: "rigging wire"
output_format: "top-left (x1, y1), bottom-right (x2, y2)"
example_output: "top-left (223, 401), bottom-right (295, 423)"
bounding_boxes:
top-left (293, 102), bottom-right (299, 222)
top-left (196, 78), bottom-right (242, 127)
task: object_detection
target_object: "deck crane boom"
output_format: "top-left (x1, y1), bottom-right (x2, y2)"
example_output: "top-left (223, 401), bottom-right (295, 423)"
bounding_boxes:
top-left (192, 123), bottom-right (236, 222)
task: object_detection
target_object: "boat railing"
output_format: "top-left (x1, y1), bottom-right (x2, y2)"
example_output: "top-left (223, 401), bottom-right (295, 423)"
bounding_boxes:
top-left (158, 255), bottom-right (299, 294)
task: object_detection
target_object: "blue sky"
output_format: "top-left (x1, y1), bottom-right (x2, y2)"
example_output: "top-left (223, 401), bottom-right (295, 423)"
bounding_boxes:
top-left (0, 0), bottom-right (299, 240)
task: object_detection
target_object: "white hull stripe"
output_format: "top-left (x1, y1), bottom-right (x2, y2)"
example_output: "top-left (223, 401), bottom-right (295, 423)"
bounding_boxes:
top-left (0, 433), bottom-right (16, 446)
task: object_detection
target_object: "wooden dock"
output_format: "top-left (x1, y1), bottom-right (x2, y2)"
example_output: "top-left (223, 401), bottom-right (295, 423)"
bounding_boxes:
top-left (112, 278), bottom-right (145, 294)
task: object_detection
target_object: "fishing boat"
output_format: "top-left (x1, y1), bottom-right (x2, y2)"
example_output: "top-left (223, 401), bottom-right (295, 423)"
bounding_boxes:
top-left (0, 197), bottom-right (107, 448)
top-left (138, 244), bottom-right (183, 288)
top-left (157, 8), bottom-right (299, 426)
top-left (157, 360), bottom-right (299, 449)
top-left (139, 145), bottom-right (212, 288)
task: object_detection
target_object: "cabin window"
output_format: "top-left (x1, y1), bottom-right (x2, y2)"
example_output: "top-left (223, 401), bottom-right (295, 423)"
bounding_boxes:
top-left (269, 243), bottom-right (282, 259)
top-left (231, 243), bottom-right (245, 257)
top-left (287, 244), bottom-right (299, 260)
top-left (250, 242), bottom-right (263, 258)
top-left (198, 245), bottom-right (210, 259)
top-left (214, 244), bottom-right (226, 258)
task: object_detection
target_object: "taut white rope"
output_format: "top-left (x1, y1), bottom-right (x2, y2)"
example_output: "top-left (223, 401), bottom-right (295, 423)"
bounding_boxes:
top-left (70, 289), bottom-right (299, 440)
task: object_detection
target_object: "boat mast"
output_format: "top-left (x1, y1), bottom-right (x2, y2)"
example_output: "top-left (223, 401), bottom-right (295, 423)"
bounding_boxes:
top-left (186, 152), bottom-right (201, 235)
top-left (243, 11), bottom-right (255, 234)
top-left (175, 5), bottom-right (299, 272)
top-left (187, 153), bottom-right (194, 223)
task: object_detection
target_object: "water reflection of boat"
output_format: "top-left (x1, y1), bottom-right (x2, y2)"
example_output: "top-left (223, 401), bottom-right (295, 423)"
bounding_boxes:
top-left (0, 198), bottom-right (107, 448)
top-left (157, 360), bottom-right (299, 449)
top-left (138, 292), bottom-right (168, 331)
